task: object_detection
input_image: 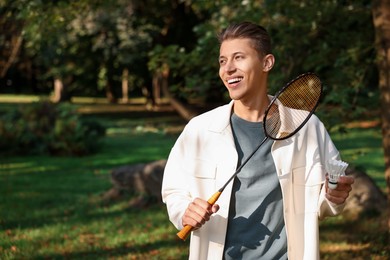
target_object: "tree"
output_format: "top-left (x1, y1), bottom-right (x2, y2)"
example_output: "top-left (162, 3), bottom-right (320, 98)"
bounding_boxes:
top-left (139, 0), bottom-right (376, 124)
top-left (372, 0), bottom-right (390, 233)
top-left (0, 0), bottom-right (157, 101)
top-left (0, 5), bottom-right (23, 78)
top-left (136, 0), bottom-right (209, 116)
top-left (179, 0), bottom-right (376, 127)
top-left (1, 0), bottom-right (380, 125)
top-left (0, 1), bottom-right (37, 93)
top-left (68, 1), bottom-right (157, 103)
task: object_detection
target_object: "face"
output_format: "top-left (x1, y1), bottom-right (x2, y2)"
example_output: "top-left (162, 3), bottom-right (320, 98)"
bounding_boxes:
top-left (219, 38), bottom-right (273, 103)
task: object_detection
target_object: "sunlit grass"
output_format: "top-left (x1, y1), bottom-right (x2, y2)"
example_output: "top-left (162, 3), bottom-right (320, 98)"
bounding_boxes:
top-left (0, 128), bottom-right (189, 259)
top-left (320, 212), bottom-right (389, 259)
top-left (322, 125), bottom-right (388, 259)
top-left (330, 126), bottom-right (385, 190)
top-left (0, 94), bottom-right (42, 103)
top-left (0, 100), bottom-right (388, 259)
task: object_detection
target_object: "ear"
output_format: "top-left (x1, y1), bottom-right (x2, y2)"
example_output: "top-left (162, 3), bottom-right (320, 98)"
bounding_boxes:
top-left (263, 54), bottom-right (275, 72)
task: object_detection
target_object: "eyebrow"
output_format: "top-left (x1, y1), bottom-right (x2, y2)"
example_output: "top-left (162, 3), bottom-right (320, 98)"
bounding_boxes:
top-left (219, 51), bottom-right (245, 59)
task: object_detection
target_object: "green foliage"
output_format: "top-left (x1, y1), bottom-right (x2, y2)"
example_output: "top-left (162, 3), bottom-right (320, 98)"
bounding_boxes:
top-left (186, 1), bottom-right (377, 122)
top-left (142, 0), bottom-right (379, 125)
top-left (1, 0), bottom-right (380, 124)
top-left (0, 102), bottom-right (106, 156)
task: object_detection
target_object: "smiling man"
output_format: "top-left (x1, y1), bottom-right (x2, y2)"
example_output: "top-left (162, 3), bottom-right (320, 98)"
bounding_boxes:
top-left (219, 36), bottom-right (273, 122)
top-left (161, 21), bottom-right (354, 260)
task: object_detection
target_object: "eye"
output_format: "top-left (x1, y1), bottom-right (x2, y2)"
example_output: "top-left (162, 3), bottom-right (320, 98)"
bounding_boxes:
top-left (235, 55), bottom-right (244, 60)
top-left (219, 58), bottom-right (227, 65)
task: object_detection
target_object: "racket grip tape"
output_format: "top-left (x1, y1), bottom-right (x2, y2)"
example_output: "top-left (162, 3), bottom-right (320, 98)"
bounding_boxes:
top-left (176, 191), bottom-right (222, 241)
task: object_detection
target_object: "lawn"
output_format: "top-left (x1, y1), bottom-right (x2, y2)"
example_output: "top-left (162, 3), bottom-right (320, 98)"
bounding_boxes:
top-left (0, 105), bottom-right (190, 259)
top-left (321, 125), bottom-right (389, 259)
top-left (0, 99), bottom-right (389, 259)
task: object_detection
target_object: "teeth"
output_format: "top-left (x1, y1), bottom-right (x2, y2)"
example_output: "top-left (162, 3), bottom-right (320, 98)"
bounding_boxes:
top-left (227, 77), bottom-right (243, 84)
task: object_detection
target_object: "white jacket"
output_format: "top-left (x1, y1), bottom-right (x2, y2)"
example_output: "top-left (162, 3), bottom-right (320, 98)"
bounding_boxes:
top-left (162, 100), bottom-right (345, 260)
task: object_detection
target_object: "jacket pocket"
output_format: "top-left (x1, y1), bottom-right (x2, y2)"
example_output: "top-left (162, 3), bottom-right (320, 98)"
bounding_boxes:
top-left (292, 165), bottom-right (324, 214)
top-left (187, 158), bottom-right (217, 178)
top-left (187, 159), bottom-right (217, 198)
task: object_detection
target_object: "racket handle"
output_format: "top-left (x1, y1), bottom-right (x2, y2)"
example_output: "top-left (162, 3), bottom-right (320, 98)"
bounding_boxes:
top-left (177, 225), bottom-right (193, 240)
top-left (176, 191), bottom-right (222, 241)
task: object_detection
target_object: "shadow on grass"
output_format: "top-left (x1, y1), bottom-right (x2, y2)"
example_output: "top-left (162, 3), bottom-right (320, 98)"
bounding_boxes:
top-left (1, 200), bottom-right (190, 259)
top-left (320, 213), bottom-right (390, 259)
top-left (37, 237), bottom-right (188, 259)
top-left (0, 104), bottom-right (386, 259)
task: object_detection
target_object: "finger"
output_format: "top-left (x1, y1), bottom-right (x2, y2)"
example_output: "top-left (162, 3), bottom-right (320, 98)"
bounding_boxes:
top-left (193, 198), bottom-right (213, 212)
top-left (327, 187), bottom-right (349, 197)
top-left (193, 197), bottom-right (211, 206)
top-left (338, 176), bottom-right (354, 185)
top-left (192, 203), bottom-right (212, 221)
top-left (182, 206), bottom-right (206, 228)
top-left (334, 180), bottom-right (353, 193)
top-left (326, 192), bottom-right (347, 204)
top-left (326, 188), bottom-right (350, 204)
top-left (183, 199), bottom-right (213, 228)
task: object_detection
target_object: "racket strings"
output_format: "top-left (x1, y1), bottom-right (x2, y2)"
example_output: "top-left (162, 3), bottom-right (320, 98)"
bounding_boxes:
top-left (279, 75), bottom-right (322, 111)
top-left (264, 74), bottom-right (322, 140)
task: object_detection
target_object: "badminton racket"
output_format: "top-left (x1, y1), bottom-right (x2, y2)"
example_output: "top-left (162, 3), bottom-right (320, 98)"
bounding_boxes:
top-left (177, 72), bottom-right (323, 240)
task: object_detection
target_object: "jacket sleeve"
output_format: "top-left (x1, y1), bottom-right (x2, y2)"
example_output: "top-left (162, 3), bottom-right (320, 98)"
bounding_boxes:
top-left (318, 187), bottom-right (346, 220)
top-left (161, 126), bottom-right (193, 230)
top-left (316, 121), bottom-right (346, 220)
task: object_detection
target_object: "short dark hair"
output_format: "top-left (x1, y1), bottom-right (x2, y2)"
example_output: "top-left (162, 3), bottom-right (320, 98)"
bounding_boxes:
top-left (217, 21), bottom-right (272, 56)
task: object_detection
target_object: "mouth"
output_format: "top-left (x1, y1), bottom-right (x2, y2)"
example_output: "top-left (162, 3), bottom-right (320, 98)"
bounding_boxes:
top-left (227, 77), bottom-right (243, 85)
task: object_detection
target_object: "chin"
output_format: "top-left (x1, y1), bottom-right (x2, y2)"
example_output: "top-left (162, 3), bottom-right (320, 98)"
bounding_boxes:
top-left (229, 95), bottom-right (241, 101)
top-left (228, 90), bottom-right (242, 99)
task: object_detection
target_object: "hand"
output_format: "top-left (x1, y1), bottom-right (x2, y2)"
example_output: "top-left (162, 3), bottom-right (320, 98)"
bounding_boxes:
top-left (326, 175), bottom-right (354, 205)
top-left (182, 198), bottom-right (220, 229)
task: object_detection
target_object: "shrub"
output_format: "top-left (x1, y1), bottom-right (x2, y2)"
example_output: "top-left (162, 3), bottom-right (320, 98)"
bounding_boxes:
top-left (0, 101), bottom-right (106, 156)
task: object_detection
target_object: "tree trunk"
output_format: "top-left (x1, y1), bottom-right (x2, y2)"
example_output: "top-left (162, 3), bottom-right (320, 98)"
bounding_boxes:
top-left (104, 64), bottom-right (117, 103)
top-left (159, 63), bottom-right (197, 121)
top-left (372, 0), bottom-right (390, 234)
top-left (152, 73), bottom-right (161, 104)
top-left (105, 82), bottom-right (116, 103)
top-left (121, 68), bottom-right (129, 103)
top-left (0, 34), bottom-right (23, 78)
top-left (52, 78), bottom-right (63, 103)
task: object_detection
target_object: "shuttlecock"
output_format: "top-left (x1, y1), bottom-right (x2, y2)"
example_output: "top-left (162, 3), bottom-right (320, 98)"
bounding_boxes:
top-left (326, 160), bottom-right (348, 189)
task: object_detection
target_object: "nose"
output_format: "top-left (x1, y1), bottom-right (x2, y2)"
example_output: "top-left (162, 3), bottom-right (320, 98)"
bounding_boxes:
top-left (224, 60), bottom-right (236, 73)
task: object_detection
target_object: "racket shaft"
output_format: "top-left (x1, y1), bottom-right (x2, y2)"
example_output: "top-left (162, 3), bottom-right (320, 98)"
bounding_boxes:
top-left (177, 137), bottom-right (268, 241)
top-left (176, 191), bottom-right (222, 240)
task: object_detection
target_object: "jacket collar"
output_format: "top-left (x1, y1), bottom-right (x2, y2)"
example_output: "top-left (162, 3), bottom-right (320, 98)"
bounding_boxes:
top-left (208, 100), bottom-right (234, 133)
top-left (207, 96), bottom-right (289, 134)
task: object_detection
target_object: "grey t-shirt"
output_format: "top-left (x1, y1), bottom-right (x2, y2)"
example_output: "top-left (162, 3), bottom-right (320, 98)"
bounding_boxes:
top-left (223, 113), bottom-right (287, 260)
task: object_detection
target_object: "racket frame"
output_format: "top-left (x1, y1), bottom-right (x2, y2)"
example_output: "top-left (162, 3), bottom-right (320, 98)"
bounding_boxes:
top-left (263, 72), bottom-right (323, 141)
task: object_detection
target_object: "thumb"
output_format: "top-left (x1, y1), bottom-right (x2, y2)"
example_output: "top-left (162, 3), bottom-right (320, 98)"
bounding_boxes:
top-left (211, 204), bottom-right (220, 213)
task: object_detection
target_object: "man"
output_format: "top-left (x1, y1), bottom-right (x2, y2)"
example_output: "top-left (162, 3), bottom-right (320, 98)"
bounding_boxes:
top-left (161, 21), bottom-right (354, 260)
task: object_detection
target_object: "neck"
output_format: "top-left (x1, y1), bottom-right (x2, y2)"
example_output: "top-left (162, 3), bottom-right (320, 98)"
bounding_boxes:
top-left (233, 94), bottom-right (270, 122)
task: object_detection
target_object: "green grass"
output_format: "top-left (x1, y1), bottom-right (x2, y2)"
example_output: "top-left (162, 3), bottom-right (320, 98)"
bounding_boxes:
top-left (0, 99), bottom-right (388, 259)
top-left (321, 125), bottom-right (388, 259)
top-left (331, 126), bottom-right (386, 191)
top-left (0, 130), bottom-right (189, 259)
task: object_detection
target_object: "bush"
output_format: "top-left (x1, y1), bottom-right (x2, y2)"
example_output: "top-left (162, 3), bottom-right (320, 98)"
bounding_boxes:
top-left (0, 101), bottom-right (106, 156)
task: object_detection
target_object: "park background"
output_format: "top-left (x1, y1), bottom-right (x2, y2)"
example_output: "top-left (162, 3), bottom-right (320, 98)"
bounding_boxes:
top-left (1, 0), bottom-right (389, 259)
